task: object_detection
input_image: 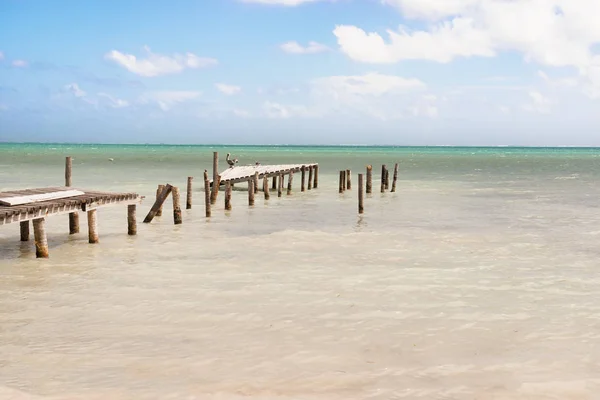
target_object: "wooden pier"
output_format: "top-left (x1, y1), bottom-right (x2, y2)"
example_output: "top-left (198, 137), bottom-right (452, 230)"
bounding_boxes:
top-left (211, 163), bottom-right (319, 186)
top-left (0, 187), bottom-right (141, 258)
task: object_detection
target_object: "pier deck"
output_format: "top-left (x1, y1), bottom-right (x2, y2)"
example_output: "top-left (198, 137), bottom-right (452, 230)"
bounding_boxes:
top-left (0, 187), bottom-right (140, 226)
top-left (211, 163), bottom-right (318, 185)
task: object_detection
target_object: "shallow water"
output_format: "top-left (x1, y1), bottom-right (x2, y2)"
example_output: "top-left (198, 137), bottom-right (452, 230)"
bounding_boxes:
top-left (1, 145), bottom-right (600, 399)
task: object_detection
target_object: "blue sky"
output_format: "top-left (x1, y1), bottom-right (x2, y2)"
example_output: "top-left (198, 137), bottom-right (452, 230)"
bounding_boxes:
top-left (1, 0), bottom-right (599, 145)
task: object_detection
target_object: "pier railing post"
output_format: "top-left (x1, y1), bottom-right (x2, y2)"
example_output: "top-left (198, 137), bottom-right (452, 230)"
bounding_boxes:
top-left (33, 218), bottom-right (49, 258)
top-left (358, 173), bottom-right (364, 214)
top-left (65, 156), bottom-right (79, 234)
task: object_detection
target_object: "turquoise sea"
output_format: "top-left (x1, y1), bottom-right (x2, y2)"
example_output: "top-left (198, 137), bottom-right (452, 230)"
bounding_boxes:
top-left (1, 143), bottom-right (600, 399)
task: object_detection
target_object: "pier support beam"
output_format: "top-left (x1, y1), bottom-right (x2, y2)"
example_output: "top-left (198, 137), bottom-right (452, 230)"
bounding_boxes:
top-left (313, 165), bottom-right (319, 189)
top-left (381, 165), bottom-right (386, 193)
top-left (385, 167), bottom-right (390, 190)
top-left (248, 178), bottom-right (255, 206)
top-left (225, 182), bottom-right (232, 211)
top-left (87, 210), bottom-right (99, 244)
top-left (156, 184), bottom-right (165, 217)
top-left (339, 171), bottom-right (344, 194)
top-left (127, 205), bottom-right (137, 235)
top-left (186, 177), bottom-right (193, 209)
top-left (210, 175), bottom-right (220, 205)
top-left (272, 176), bottom-right (277, 191)
top-left (20, 221), bottom-right (29, 242)
top-left (278, 174), bottom-right (283, 198)
top-left (308, 166), bottom-right (313, 190)
top-left (172, 186), bottom-right (182, 225)
top-left (358, 173), bottom-right (364, 214)
top-left (33, 218), bottom-right (49, 258)
top-left (301, 166), bottom-right (306, 192)
top-left (263, 176), bottom-right (270, 200)
top-left (65, 156), bottom-right (80, 234)
top-left (366, 165), bottom-right (373, 194)
top-left (212, 152), bottom-right (219, 193)
top-left (391, 163), bottom-right (399, 192)
top-left (287, 171), bottom-right (294, 195)
top-left (254, 172), bottom-right (259, 193)
top-left (346, 169), bottom-right (352, 190)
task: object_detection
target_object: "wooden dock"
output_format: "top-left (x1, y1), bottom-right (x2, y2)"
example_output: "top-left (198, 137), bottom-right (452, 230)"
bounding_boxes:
top-left (211, 163), bottom-right (319, 185)
top-left (0, 187), bottom-right (141, 258)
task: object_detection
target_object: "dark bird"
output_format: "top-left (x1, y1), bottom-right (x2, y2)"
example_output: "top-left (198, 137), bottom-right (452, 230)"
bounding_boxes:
top-left (226, 153), bottom-right (238, 168)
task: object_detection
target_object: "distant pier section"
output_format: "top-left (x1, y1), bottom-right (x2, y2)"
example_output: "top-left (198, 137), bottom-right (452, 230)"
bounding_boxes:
top-left (211, 163), bottom-right (319, 186)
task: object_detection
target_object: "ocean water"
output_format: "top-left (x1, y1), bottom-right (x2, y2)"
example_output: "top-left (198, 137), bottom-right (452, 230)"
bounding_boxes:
top-left (1, 144), bottom-right (600, 399)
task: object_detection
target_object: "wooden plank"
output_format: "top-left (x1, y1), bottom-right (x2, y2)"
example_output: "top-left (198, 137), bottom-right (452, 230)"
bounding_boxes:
top-left (0, 190), bottom-right (85, 206)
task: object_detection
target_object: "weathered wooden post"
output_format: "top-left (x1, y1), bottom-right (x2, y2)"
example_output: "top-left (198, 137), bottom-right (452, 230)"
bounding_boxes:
top-left (358, 173), bottom-right (364, 214)
top-left (366, 165), bottom-right (373, 194)
top-left (342, 170), bottom-right (347, 191)
top-left (144, 184), bottom-right (173, 223)
top-left (248, 179), bottom-right (255, 206)
top-left (263, 176), bottom-right (270, 200)
top-left (313, 165), bottom-right (319, 189)
top-left (212, 151), bottom-right (219, 192)
top-left (32, 218), bottom-right (49, 258)
top-left (278, 174), bottom-right (283, 198)
top-left (225, 182), bottom-right (232, 211)
top-left (385, 167), bottom-right (390, 190)
top-left (87, 209), bottom-right (99, 244)
top-left (308, 166), bottom-right (313, 190)
top-left (203, 170), bottom-right (211, 218)
top-left (381, 165), bottom-right (386, 193)
top-left (301, 166), bottom-right (306, 192)
top-left (391, 163), bottom-right (399, 193)
top-left (346, 169), bottom-right (352, 190)
top-left (20, 221), bottom-right (29, 241)
top-left (254, 172), bottom-right (259, 193)
top-left (210, 176), bottom-right (220, 205)
top-left (339, 171), bottom-right (344, 194)
top-left (287, 171), bottom-right (294, 195)
top-left (156, 184), bottom-right (165, 217)
top-left (272, 176), bottom-right (277, 190)
top-left (127, 205), bottom-right (137, 235)
top-left (186, 177), bottom-right (193, 209)
top-left (172, 186), bottom-right (182, 225)
top-left (65, 156), bottom-right (79, 234)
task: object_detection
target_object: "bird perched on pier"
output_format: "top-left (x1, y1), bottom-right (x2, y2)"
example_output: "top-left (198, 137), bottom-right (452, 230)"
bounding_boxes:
top-left (226, 153), bottom-right (238, 168)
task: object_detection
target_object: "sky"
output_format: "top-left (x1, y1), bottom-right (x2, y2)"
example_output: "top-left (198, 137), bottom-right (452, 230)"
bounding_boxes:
top-left (1, 0), bottom-right (599, 145)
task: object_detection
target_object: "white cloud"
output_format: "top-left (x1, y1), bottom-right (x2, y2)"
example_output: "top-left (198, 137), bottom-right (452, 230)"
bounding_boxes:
top-left (12, 59), bottom-right (28, 68)
top-left (280, 41), bottom-right (329, 54)
top-left (240, 0), bottom-right (324, 6)
top-left (335, 0), bottom-right (600, 95)
top-left (524, 91), bottom-right (553, 114)
top-left (105, 46), bottom-right (217, 77)
top-left (63, 83), bottom-right (87, 98)
top-left (139, 91), bottom-right (201, 111)
top-left (233, 109), bottom-right (252, 118)
top-left (215, 83), bottom-right (242, 95)
top-left (409, 94), bottom-right (439, 118)
top-left (312, 72), bottom-right (425, 96)
top-left (98, 93), bottom-right (130, 108)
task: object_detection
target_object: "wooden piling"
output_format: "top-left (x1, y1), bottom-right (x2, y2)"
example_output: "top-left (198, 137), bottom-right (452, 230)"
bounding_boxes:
top-left (391, 163), bottom-right (399, 193)
top-left (314, 165), bottom-right (319, 189)
top-left (156, 184), bottom-right (165, 217)
top-left (254, 172), bottom-right (259, 193)
top-left (172, 186), bottom-right (182, 225)
top-left (366, 165), bottom-right (373, 194)
top-left (346, 169), bottom-right (352, 190)
top-left (287, 171), bottom-right (294, 195)
top-left (385, 167), bottom-right (390, 190)
top-left (308, 166), bottom-right (313, 190)
top-left (32, 218), bottom-right (48, 258)
top-left (278, 174), bottom-right (283, 198)
top-left (342, 170), bottom-right (347, 191)
top-left (210, 175), bottom-right (220, 205)
top-left (339, 171), bottom-right (344, 194)
top-left (212, 151), bottom-right (219, 192)
top-left (87, 209), bottom-right (99, 244)
top-left (301, 166), bottom-right (306, 192)
top-left (358, 173), bottom-right (364, 214)
top-left (272, 176), bottom-right (277, 190)
top-left (225, 182), bottom-right (232, 211)
top-left (381, 165), bottom-right (386, 193)
top-left (127, 204), bottom-right (137, 235)
top-left (204, 170), bottom-right (211, 218)
top-left (144, 184), bottom-right (173, 223)
top-left (248, 178), bottom-right (255, 206)
top-left (186, 177), bottom-right (193, 209)
top-left (263, 176), bottom-right (270, 200)
top-left (20, 221), bottom-right (29, 241)
top-left (65, 156), bottom-right (79, 234)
